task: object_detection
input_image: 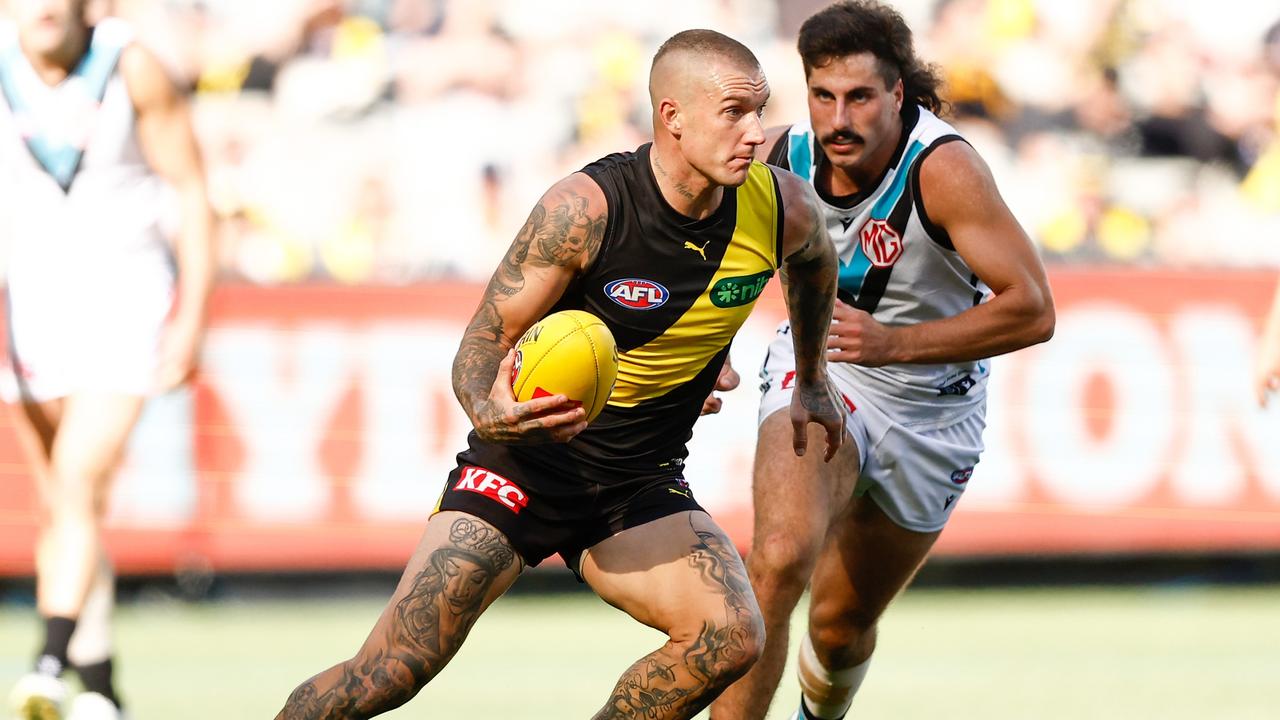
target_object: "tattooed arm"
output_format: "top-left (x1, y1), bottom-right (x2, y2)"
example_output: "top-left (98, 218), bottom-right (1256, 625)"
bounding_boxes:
top-left (452, 173), bottom-right (608, 444)
top-left (775, 171), bottom-right (844, 462)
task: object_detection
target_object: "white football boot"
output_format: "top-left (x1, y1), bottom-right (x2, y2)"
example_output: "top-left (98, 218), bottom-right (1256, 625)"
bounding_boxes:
top-left (65, 693), bottom-right (123, 720)
top-left (8, 672), bottom-right (68, 720)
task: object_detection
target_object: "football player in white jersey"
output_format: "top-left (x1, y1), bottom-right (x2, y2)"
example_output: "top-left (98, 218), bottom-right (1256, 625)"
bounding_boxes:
top-left (1, 1), bottom-right (213, 718)
top-left (710, 2), bottom-right (1054, 719)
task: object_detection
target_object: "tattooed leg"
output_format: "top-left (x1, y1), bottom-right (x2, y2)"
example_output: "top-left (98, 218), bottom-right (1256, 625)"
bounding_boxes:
top-left (275, 513), bottom-right (521, 720)
top-left (583, 511), bottom-right (765, 720)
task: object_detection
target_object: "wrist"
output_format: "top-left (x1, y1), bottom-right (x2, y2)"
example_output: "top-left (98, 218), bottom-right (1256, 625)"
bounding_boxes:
top-left (883, 325), bottom-right (908, 364)
top-left (792, 362), bottom-right (829, 386)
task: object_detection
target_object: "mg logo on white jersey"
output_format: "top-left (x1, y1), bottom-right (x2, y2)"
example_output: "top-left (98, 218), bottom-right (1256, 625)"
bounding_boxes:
top-left (860, 219), bottom-right (903, 268)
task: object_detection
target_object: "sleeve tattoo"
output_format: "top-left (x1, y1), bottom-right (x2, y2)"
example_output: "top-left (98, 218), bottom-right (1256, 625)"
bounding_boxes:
top-left (452, 190), bottom-right (606, 412)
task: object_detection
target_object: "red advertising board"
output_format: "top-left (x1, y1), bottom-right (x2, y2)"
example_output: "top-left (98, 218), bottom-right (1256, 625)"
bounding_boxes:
top-left (1, 269), bottom-right (1278, 576)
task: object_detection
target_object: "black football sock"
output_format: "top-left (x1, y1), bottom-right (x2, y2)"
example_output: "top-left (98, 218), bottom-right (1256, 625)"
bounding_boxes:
top-left (800, 697), bottom-right (847, 720)
top-left (34, 616), bottom-right (77, 676)
top-left (75, 658), bottom-right (121, 708)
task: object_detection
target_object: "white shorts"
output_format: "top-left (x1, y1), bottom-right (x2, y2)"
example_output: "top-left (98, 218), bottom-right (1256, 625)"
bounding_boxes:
top-left (3, 272), bottom-right (173, 403)
top-left (757, 329), bottom-right (986, 533)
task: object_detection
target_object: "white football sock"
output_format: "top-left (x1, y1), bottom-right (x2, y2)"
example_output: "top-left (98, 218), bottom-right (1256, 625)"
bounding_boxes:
top-left (797, 633), bottom-right (872, 719)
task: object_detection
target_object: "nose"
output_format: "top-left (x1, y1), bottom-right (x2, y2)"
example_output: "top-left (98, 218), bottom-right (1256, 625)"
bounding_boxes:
top-left (744, 112), bottom-right (766, 146)
top-left (832, 99), bottom-right (853, 131)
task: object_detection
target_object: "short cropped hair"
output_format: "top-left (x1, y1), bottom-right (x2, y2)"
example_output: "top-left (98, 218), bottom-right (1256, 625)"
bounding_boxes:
top-left (651, 29), bottom-right (761, 76)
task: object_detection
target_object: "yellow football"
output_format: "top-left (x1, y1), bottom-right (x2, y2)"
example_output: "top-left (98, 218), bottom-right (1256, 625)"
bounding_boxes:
top-left (510, 310), bottom-right (619, 423)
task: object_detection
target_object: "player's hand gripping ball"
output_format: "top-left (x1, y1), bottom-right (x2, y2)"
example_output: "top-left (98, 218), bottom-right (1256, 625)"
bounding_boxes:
top-left (511, 310), bottom-right (619, 423)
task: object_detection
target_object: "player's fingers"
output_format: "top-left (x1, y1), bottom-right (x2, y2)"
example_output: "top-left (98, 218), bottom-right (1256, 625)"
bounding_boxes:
top-left (792, 415), bottom-right (808, 457)
top-left (526, 416), bottom-right (589, 442)
top-left (701, 396), bottom-right (723, 415)
top-left (511, 393), bottom-right (579, 419)
top-left (828, 323), bottom-right (861, 346)
top-left (556, 421), bottom-right (590, 442)
top-left (516, 402), bottom-right (585, 426)
top-left (716, 365), bottom-right (740, 392)
top-left (823, 415), bottom-right (844, 463)
top-left (493, 350), bottom-right (519, 400)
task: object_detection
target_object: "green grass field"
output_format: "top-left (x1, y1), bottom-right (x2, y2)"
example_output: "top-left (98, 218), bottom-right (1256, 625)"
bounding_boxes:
top-left (3, 584), bottom-right (1278, 719)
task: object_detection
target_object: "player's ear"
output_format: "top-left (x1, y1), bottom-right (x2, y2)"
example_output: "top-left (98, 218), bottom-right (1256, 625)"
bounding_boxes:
top-left (658, 97), bottom-right (683, 137)
top-left (892, 77), bottom-right (904, 112)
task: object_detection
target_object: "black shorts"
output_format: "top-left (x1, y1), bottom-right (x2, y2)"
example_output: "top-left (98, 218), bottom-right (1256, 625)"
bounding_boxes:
top-left (436, 437), bottom-right (704, 573)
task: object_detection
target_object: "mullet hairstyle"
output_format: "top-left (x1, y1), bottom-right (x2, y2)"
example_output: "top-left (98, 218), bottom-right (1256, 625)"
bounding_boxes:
top-left (798, 0), bottom-right (946, 115)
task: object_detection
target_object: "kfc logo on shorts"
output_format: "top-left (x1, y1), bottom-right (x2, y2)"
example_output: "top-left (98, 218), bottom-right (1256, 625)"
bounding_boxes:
top-left (950, 467), bottom-right (974, 485)
top-left (605, 278), bottom-right (669, 310)
top-left (860, 219), bottom-right (903, 268)
top-left (455, 466), bottom-right (529, 513)
top-left (510, 350), bottom-right (523, 386)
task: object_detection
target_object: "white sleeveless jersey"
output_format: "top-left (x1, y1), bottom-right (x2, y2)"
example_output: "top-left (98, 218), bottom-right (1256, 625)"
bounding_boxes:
top-left (0, 18), bottom-right (174, 400)
top-left (0, 17), bottom-right (170, 263)
top-left (770, 105), bottom-right (989, 424)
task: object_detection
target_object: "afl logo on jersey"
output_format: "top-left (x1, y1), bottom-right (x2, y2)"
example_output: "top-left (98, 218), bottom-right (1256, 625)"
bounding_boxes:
top-left (860, 219), bottom-right (903, 268)
top-left (605, 278), bottom-right (669, 310)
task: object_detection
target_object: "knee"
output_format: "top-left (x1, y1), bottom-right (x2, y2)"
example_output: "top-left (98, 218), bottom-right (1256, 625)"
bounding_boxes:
top-left (340, 652), bottom-right (424, 713)
top-left (747, 534), bottom-right (820, 593)
top-left (737, 608), bottom-right (766, 672)
top-left (682, 608), bottom-right (766, 686)
top-left (46, 473), bottom-right (101, 520)
top-left (809, 606), bottom-right (878, 666)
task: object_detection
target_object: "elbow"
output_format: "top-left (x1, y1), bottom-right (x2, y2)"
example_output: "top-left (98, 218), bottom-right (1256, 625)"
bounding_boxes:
top-left (1030, 309), bottom-right (1055, 345)
top-left (1026, 290), bottom-right (1056, 345)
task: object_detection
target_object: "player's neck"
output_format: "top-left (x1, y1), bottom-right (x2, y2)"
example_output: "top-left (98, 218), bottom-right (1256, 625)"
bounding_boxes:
top-left (19, 27), bottom-right (91, 87)
top-left (649, 145), bottom-right (724, 221)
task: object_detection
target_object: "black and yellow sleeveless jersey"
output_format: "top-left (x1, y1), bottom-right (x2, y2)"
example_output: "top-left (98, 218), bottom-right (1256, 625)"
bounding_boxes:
top-left (516, 143), bottom-right (785, 477)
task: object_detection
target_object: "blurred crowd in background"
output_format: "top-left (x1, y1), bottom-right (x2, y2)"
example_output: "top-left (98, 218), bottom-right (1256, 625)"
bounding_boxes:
top-left (7, 0), bottom-right (1280, 282)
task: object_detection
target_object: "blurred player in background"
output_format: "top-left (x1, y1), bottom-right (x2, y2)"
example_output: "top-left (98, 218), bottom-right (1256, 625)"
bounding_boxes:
top-left (1, 0), bottom-right (214, 718)
top-left (710, 2), bottom-right (1055, 719)
top-left (277, 29), bottom-right (844, 720)
top-left (1256, 280), bottom-right (1280, 406)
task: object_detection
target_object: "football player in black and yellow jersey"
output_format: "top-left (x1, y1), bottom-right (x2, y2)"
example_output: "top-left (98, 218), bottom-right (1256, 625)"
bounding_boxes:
top-left (276, 28), bottom-right (844, 720)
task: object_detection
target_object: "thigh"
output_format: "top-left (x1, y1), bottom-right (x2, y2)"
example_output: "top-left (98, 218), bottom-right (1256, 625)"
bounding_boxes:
top-left (7, 398), bottom-right (64, 512)
top-left (582, 511), bottom-right (758, 639)
top-left (809, 495), bottom-right (940, 630)
top-left (48, 393), bottom-right (145, 502)
top-left (362, 511), bottom-right (523, 671)
top-left (752, 408), bottom-right (861, 555)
